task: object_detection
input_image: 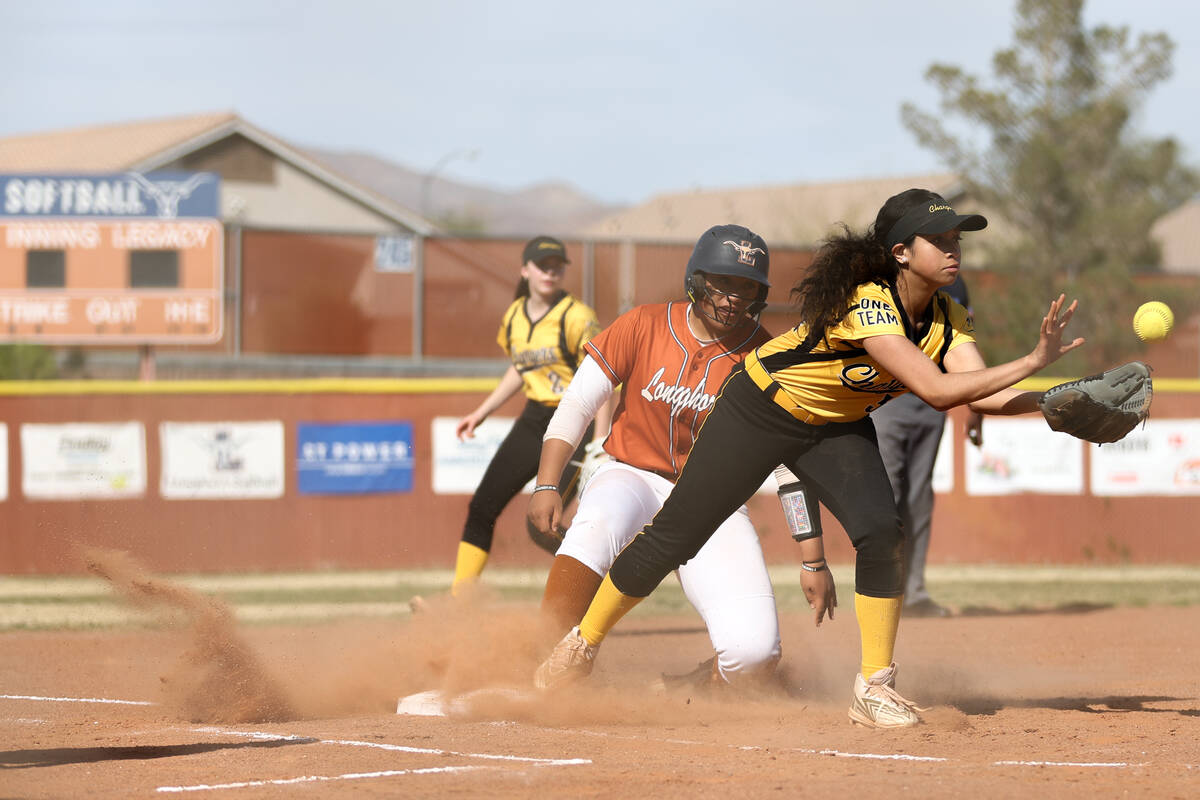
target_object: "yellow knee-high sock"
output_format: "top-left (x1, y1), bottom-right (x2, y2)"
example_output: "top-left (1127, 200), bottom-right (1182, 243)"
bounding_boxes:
top-left (855, 592), bottom-right (902, 678)
top-left (451, 541), bottom-right (489, 597)
top-left (577, 574), bottom-right (644, 646)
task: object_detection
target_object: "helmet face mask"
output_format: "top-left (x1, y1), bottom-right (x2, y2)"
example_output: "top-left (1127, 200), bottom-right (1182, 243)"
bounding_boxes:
top-left (684, 224), bottom-right (770, 328)
top-left (688, 272), bottom-right (767, 327)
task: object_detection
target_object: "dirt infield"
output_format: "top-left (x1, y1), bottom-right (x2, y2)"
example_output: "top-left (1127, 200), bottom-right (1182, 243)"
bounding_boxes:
top-left (2, 594), bottom-right (1199, 798)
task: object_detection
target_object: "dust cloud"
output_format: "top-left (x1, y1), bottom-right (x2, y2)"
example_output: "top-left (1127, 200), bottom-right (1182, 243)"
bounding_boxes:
top-left (84, 548), bottom-right (293, 724)
top-left (82, 549), bottom-right (817, 728)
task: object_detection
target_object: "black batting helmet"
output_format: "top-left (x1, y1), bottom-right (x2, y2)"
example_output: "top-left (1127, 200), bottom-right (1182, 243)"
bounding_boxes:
top-left (685, 224), bottom-right (771, 319)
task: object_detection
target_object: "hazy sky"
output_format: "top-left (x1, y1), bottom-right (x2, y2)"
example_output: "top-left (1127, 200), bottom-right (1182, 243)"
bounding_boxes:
top-left (3, 0), bottom-right (1198, 205)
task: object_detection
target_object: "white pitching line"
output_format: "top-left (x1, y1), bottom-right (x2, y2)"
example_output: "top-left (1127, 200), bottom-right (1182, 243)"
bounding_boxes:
top-left (822, 749), bottom-right (948, 762)
top-left (532, 726), bottom-right (949, 764)
top-left (0, 693), bottom-right (154, 706)
top-left (192, 727), bottom-right (591, 766)
top-left (157, 765), bottom-right (492, 793)
top-left (993, 760), bottom-right (1149, 768)
top-left (158, 728), bottom-right (590, 793)
top-left (324, 737), bottom-right (589, 765)
top-left (739, 744), bottom-right (947, 763)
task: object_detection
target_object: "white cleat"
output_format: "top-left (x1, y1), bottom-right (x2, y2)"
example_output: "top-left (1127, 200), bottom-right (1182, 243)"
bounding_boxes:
top-left (847, 662), bottom-right (927, 729)
top-left (533, 626), bottom-right (598, 689)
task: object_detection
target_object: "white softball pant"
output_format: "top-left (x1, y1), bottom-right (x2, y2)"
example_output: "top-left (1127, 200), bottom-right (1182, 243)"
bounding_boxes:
top-left (557, 460), bottom-right (781, 682)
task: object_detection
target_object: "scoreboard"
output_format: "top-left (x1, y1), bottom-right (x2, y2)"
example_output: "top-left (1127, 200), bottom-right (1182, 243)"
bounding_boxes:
top-left (0, 172), bottom-right (223, 344)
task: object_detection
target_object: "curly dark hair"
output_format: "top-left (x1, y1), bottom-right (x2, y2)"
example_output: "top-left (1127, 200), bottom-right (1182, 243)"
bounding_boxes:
top-left (791, 188), bottom-right (942, 343)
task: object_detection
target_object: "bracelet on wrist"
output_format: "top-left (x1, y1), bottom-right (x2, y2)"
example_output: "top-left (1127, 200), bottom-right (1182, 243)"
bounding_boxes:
top-left (800, 561), bottom-right (827, 573)
top-left (532, 484), bottom-right (561, 494)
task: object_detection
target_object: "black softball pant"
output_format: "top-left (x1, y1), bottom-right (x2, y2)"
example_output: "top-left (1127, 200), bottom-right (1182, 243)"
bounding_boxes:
top-left (461, 399), bottom-right (590, 553)
top-left (609, 367), bottom-right (905, 599)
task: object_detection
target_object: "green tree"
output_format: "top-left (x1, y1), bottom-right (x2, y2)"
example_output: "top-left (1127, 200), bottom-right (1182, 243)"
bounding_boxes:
top-left (901, 0), bottom-right (1198, 371)
top-left (0, 344), bottom-right (59, 379)
top-left (435, 209), bottom-right (488, 235)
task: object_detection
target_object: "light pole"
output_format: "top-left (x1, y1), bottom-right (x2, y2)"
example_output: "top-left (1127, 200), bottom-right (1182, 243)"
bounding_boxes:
top-left (420, 148), bottom-right (479, 218)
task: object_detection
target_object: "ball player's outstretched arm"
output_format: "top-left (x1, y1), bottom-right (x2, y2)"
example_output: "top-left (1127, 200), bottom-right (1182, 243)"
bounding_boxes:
top-left (456, 366), bottom-right (525, 440)
top-left (864, 294), bottom-right (1085, 413)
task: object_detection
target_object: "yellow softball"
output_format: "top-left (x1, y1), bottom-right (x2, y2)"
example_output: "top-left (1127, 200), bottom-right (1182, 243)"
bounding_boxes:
top-left (1133, 301), bottom-right (1174, 342)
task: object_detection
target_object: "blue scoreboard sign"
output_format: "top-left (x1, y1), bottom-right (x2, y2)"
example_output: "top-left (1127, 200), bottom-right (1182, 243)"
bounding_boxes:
top-left (1, 172), bottom-right (220, 219)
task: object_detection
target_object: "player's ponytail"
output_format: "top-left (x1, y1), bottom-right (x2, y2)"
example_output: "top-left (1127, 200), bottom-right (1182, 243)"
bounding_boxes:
top-left (791, 225), bottom-right (892, 340)
top-left (791, 188), bottom-right (942, 339)
top-left (514, 276), bottom-right (530, 300)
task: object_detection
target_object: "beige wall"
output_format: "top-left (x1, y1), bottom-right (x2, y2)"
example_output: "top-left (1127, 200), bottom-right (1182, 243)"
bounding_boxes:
top-left (222, 159), bottom-right (400, 233)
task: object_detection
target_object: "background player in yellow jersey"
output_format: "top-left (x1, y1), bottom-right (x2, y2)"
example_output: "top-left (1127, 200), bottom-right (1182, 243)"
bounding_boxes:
top-left (441, 236), bottom-right (607, 598)
top-left (535, 189), bottom-right (1086, 728)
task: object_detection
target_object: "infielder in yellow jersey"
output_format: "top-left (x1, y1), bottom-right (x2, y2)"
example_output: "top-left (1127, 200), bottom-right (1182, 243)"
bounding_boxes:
top-left (444, 236), bottom-right (606, 598)
top-left (536, 189), bottom-right (1087, 728)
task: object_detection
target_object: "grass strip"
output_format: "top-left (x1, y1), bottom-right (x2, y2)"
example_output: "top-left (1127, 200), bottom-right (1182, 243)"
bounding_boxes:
top-left (2, 565), bottom-right (1198, 631)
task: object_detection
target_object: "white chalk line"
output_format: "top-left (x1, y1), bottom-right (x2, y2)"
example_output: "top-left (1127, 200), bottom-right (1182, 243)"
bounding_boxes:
top-left (4, 693), bottom-right (1185, 776)
top-left (1, 693), bottom-right (154, 706)
top-left (191, 726), bottom-right (590, 765)
top-left (994, 760), bottom-right (1149, 768)
top-left (157, 765), bottom-right (492, 793)
top-left (152, 726), bottom-right (592, 792)
top-left (506, 721), bottom-right (1172, 769)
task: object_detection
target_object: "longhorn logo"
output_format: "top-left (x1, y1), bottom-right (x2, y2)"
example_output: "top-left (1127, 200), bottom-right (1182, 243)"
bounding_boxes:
top-left (127, 172), bottom-right (213, 219)
top-left (723, 239), bottom-right (765, 266)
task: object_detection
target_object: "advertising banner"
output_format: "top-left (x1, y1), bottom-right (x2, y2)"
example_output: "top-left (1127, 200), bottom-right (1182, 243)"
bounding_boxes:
top-left (297, 421), bottom-right (414, 495)
top-left (432, 416), bottom-right (523, 495)
top-left (964, 418), bottom-right (1084, 495)
top-left (932, 418), bottom-right (954, 494)
top-left (160, 421), bottom-right (285, 499)
top-left (1091, 420), bottom-right (1200, 496)
top-left (21, 422), bottom-right (146, 499)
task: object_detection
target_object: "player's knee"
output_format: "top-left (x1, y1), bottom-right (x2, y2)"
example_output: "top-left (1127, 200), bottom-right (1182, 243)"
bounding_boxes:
top-left (559, 517), bottom-right (624, 570)
top-left (716, 638), bottom-right (782, 684)
top-left (849, 509), bottom-right (903, 563)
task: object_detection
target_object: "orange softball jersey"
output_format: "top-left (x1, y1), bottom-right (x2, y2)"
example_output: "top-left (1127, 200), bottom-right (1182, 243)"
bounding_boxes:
top-left (584, 301), bottom-right (771, 480)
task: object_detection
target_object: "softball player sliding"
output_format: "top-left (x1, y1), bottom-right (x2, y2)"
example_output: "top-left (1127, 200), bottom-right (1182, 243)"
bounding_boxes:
top-left (536, 189), bottom-right (1086, 728)
top-left (528, 224), bottom-right (836, 688)
top-left (442, 236), bottom-right (606, 598)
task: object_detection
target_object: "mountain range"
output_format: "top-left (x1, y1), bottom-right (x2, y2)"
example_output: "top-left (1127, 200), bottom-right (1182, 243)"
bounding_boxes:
top-left (306, 148), bottom-right (625, 237)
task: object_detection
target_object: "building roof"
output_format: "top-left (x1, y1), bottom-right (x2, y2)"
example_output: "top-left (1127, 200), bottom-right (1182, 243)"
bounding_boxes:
top-left (583, 173), bottom-right (963, 245)
top-left (0, 112), bottom-right (436, 234)
top-left (0, 112), bottom-right (241, 172)
top-left (1151, 199), bottom-right (1200, 274)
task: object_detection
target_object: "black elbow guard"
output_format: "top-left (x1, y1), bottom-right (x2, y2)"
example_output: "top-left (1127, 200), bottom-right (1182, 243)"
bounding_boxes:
top-left (777, 481), bottom-right (822, 542)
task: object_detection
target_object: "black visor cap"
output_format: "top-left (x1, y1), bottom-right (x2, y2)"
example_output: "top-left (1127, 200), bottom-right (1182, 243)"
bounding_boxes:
top-left (884, 200), bottom-right (987, 251)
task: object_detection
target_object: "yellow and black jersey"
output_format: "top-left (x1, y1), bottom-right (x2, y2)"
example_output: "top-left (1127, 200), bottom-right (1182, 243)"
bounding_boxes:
top-left (498, 292), bottom-right (601, 406)
top-left (743, 280), bottom-right (975, 424)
